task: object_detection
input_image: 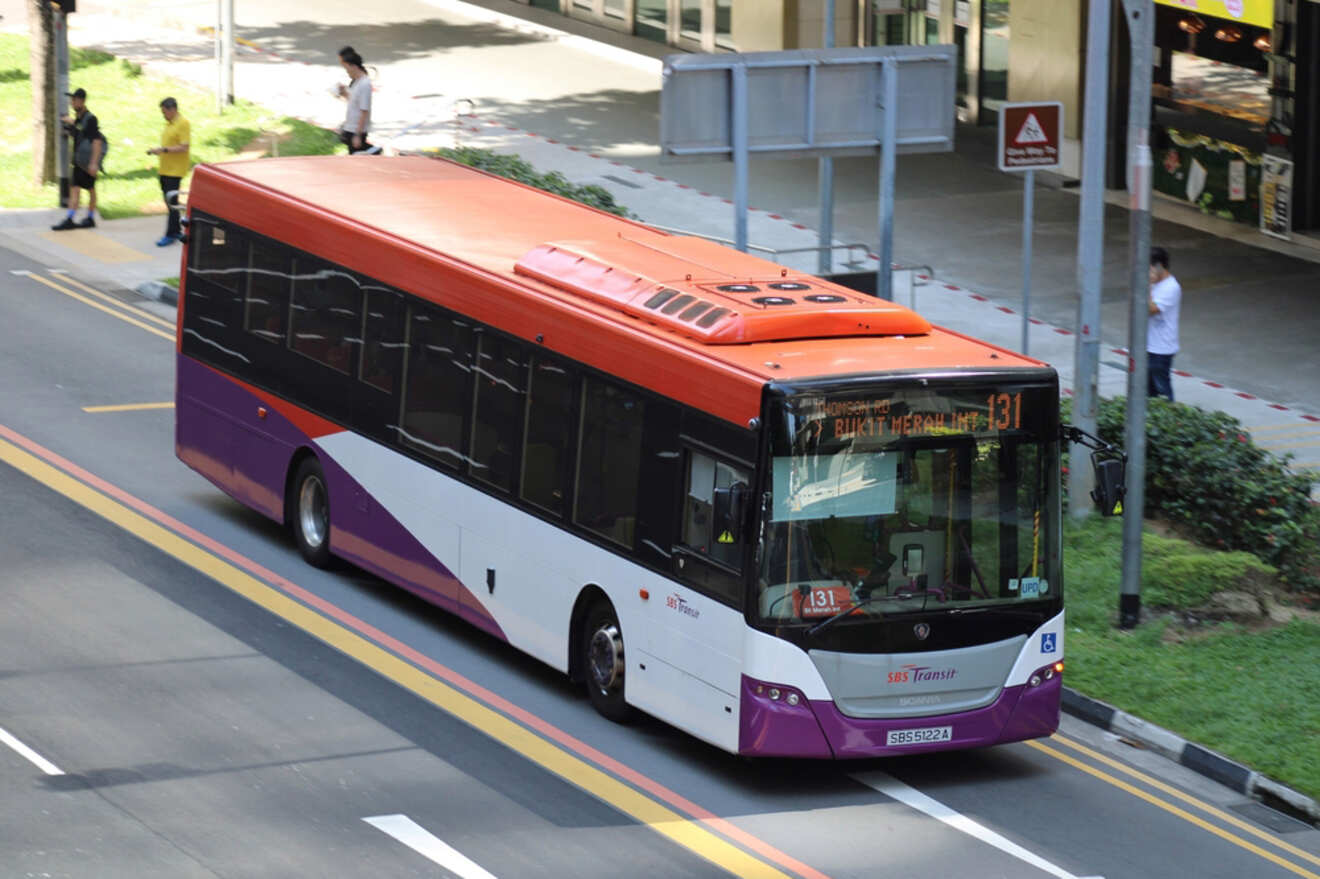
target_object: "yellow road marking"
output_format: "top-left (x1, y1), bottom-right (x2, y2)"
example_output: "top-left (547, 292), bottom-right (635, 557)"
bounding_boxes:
top-left (1258, 439), bottom-right (1320, 450)
top-left (38, 229), bottom-right (150, 263)
top-left (49, 273), bottom-right (176, 329)
top-left (1249, 423), bottom-right (1320, 433)
top-left (0, 432), bottom-right (791, 879)
top-left (24, 273), bottom-right (174, 341)
top-left (1028, 737), bottom-right (1320, 878)
top-left (82, 402), bottom-right (175, 413)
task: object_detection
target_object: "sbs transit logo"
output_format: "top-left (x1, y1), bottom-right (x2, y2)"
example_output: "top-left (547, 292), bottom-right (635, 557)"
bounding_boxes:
top-left (886, 663), bottom-right (958, 685)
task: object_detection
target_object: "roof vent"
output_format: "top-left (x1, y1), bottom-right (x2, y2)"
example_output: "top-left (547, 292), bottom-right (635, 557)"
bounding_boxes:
top-left (513, 240), bottom-right (931, 343)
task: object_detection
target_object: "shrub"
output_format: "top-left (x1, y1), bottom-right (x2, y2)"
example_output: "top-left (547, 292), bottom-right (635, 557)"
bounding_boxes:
top-left (1141, 532), bottom-right (1275, 609)
top-left (1066, 396), bottom-right (1318, 590)
top-left (431, 147), bottom-right (632, 218)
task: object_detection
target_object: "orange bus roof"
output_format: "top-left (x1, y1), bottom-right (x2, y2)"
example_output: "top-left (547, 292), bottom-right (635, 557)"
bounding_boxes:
top-left (187, 156), bottom-right (1050, 427)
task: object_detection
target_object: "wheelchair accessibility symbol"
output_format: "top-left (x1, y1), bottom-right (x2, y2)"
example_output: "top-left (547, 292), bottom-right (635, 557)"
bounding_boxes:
top-left (1041, 633), bottom-right (1057, 654)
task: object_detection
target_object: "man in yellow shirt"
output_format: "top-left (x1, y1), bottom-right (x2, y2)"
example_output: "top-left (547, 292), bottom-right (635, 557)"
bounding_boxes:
top-left (147, 97), bottom-right (190, 246)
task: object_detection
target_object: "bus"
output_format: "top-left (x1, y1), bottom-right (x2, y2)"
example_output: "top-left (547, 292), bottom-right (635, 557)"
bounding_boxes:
top-left (175, 155), bottom-right (1112, 759)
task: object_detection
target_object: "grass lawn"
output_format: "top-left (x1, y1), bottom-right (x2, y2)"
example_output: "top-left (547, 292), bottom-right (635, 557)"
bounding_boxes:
top-left (1, 34), bottom-right (339, 216)
top-left (1063, 515), bottom-right (1320, 801)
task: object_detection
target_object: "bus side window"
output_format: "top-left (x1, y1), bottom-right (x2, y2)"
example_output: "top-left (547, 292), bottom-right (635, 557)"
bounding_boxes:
top-left (244, 241), bottom-right (294, 346)
top-left (470, 332), bottom-right (527, 494)
top-left (359, 287), bottom-right (406, 394)
top-left (682, 451), bottom-right (749, 570)
top-left (289, 259), bottom-right (362, 374)
top-left (399, 305), bottom-right (474, 469)
top-left (521, 354), bottom-right (577, 517)
top-left (575, 379), bottom-right (645, 548)
top-left (182, 220), bottom-right (246, 357)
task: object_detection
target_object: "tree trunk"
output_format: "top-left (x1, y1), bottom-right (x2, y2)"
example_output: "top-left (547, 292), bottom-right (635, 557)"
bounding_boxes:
top-left (29, 0), bottom-right (57, 186)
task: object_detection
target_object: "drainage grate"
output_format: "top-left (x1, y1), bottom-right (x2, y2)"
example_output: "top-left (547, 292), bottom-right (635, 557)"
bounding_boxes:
top-left (602, 174), bottom-right (643, 190)
top-left (1228, 800), bottom-right (1316, 834)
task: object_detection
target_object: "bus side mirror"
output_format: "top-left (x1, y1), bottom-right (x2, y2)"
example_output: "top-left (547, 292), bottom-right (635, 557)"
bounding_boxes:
top-left (713, 481), bottom-right (748, 544)
top-left (1090, 455), bottom-right (1125, 516)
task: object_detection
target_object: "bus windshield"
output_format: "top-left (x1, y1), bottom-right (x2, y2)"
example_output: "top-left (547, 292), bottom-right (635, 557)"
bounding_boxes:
top-left (757, 381), bottom-right (1059, 627)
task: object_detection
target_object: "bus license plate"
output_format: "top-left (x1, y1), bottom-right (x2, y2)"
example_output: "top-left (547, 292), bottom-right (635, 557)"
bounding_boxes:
top-left (886, 726), bottom-right (953, 746)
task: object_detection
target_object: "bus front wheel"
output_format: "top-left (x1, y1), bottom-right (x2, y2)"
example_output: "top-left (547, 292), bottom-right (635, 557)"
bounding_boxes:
top-left (582, 601), bottom-right (634, 723)
top-left (290, 456), bottom-right (333, 568)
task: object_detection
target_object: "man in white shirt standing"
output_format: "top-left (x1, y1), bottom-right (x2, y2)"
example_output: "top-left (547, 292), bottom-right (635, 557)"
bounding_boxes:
top-left (337, 46), bottom-right (380, 154)
top-left (1147, 246), bottom-right (1181, 401)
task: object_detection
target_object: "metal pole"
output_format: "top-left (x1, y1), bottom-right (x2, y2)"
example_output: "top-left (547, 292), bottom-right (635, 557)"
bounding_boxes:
top-left (1021, 168), bottom-right (1034, 354)
top-left (55, 8), bottom-right (69, 209)
top-left (1120, 0), bottom-right (1154, 629)
top-left (1069, 0), bottom-right (1111, 518)
top-left (817, 0), bottom-right (836, 275)
top-left (221, 0), bottom-right (234, 107)
top-left (215, 0), bottom-right (223, 112)
top-left (876, 56), bottom-right (897, 300)
top-left (732, 63), bottom-right (749, 252)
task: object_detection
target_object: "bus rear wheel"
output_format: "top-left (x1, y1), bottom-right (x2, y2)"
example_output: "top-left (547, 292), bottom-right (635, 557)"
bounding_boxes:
top-left (290, 456), bottom-right (333, 568)
top-left (582, 601), bottom-right (634, 723)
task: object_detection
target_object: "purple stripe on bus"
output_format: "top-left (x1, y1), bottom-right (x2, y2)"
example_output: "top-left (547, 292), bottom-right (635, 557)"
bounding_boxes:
top-left (738, 673), bottom-right (1061, 758)
top-left (176, 356), bottom-right (507, 641)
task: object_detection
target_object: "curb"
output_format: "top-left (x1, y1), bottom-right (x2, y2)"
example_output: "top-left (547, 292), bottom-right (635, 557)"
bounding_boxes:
top-left (136, 280), bottom-right (177, 307)
top-left (1062, 687), bottom-right (1319, 825)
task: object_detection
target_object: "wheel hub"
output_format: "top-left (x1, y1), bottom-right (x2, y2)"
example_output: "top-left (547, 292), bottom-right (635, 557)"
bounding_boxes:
top-left (588, 624), bottom-right (624, 693)
top-left (298, 475), bottom-right (327, 549)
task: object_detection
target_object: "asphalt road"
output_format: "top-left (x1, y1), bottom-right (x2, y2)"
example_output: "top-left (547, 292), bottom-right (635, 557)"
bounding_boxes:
top-left (2, 240), bottom-right (1318, 879)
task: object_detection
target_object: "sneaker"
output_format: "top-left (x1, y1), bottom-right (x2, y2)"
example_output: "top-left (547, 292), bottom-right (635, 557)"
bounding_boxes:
top-left (51, 217), bottom-right (77, 231)
top-left (363, 144), bottom-right (382, 155)
top-left (155, 235), bottom-right (177, 247)
top-left (76, 216), bottom-right (95, 228)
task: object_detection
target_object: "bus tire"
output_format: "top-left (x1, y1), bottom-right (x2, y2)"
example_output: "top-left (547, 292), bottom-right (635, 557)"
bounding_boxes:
top-left (290, 456), bottom-right (333, 568)
top-left (582, 600), bottom-right (634, 723)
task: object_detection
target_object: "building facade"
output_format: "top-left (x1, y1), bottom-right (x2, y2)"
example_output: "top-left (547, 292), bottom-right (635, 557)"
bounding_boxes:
top-left (517, 0), bottom-right (1320, 236)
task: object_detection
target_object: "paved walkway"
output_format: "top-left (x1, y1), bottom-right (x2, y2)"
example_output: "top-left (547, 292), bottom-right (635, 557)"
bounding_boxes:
top-left (3, 0), bottom-right (1317, 479)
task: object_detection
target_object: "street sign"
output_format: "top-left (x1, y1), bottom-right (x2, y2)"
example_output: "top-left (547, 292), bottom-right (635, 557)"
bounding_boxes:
top-left (998, 102), bottom-right (1063, 172)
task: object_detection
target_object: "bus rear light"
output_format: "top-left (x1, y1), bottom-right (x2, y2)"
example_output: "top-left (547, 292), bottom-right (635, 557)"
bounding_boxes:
top-left (1029, 661), bottom-right (1064, 687)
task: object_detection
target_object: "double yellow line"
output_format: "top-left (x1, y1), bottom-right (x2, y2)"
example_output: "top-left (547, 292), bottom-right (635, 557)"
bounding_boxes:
top-left (23, 270), bottom-right (175, 341)
top-left (1029, 735), bottom-right (1320, 878)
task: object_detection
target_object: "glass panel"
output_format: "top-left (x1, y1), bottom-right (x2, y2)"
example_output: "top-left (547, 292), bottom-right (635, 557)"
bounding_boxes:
top-left (635, 0), bottom-right (668, 43)
top-left (981, 0), bottom-right (1011, 113)
top-left (757, 384), bottom-right (1056, 624)
top-left (190, 221), bottom-right (245, 293)
top-left (470, 333), bottom-right (528, 493)
top-left (529, 0), bottom-right (560, 9)
top-left (715, 0), bottom-right (732, 47)
top-left (522, 356), bottom-right (577, 516)
top-left (400, 306), bottom-right (474, 468)
top-left (289, 261), bottom-right (361, 374)
top-left (605, 0), bottom-right (625, 18)
top-left (360, 287), bottom-right (406, 394)
top-left (244, 242), bottom-right (292, 345)
top-left (683, 451), bottom-right (749, 570)
top-left (575, 380), bottom-right (646, 547)
top-left (680, 0), bottom-right (701, 36)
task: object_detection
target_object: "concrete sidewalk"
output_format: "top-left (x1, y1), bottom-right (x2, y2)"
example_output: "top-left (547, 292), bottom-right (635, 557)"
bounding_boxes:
top-left (3, 0), bottom-right (1317, 476)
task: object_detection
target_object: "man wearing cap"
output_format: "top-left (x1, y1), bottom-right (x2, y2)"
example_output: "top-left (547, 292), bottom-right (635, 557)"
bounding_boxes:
top-left (51, 87), bottom-right (104, 231)
top-left (147, 97), bottom-right (191, 246)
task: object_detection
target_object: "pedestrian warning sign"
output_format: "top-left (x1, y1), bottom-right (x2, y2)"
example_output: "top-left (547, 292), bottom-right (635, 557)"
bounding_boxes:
top-left (999, 102), bottom-right (1063, 172)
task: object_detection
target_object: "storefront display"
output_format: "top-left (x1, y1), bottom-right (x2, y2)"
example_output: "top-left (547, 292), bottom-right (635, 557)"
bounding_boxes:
top-left (1154, 129), bottom-right (1262, 224)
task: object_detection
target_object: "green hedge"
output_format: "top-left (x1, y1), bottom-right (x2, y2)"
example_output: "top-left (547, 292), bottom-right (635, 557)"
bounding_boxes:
top-left (430, 147), bottom-right (631, 218)
top-left (1068, 397), bottom-right (1319, 591)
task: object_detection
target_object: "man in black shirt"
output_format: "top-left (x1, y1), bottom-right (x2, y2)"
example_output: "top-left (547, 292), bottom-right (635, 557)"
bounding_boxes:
top-left (52, 87), bottom-right (104, 230)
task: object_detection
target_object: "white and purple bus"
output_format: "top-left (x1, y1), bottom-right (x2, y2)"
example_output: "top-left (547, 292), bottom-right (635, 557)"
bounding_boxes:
top-left (175, 155), bottom-right (1112, 758)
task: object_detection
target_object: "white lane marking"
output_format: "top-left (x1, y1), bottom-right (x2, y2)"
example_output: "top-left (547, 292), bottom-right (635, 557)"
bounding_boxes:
top-left (0, 725), bottom-right (64, 776)
top-left (364, 814), bottom-right (499, 878)
top-left (855, 772), bottom-right (1103, 879)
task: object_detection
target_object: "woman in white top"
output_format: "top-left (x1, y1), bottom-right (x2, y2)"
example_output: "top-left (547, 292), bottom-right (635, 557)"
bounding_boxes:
top-left (337, 46), bottom-right (379, 154)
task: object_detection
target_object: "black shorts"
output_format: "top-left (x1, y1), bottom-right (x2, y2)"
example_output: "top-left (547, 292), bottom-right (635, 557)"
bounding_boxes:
top-left (72, 166), bottom-right (97, 190)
